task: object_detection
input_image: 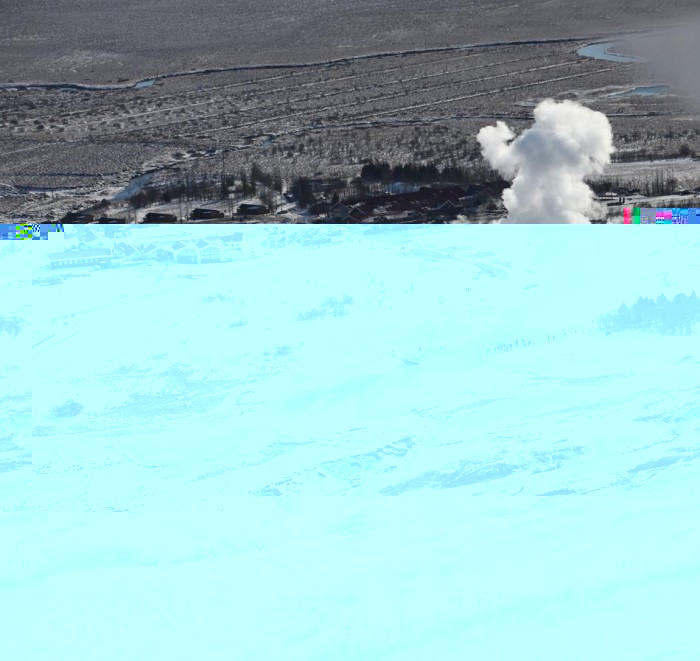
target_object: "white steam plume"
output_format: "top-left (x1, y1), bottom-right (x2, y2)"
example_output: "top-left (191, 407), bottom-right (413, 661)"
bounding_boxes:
top-left (477, 99), bottom-right (614, 223)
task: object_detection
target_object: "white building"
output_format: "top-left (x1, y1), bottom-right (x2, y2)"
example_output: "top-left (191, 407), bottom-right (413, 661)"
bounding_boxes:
top-left (107, 232), bottom-right (247, 265)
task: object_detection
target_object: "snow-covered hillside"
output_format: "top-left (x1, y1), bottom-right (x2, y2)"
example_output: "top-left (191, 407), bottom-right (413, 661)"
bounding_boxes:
top-left (2, 224), bottom-right (699, 660)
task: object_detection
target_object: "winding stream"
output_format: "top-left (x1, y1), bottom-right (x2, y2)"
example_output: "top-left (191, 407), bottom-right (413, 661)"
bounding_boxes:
top-left (1, 31), bottom-right (654, 93)
top-left (577, 41), bottom-right (644, 64)
top-left (0, 79), bottom-right (157, 93)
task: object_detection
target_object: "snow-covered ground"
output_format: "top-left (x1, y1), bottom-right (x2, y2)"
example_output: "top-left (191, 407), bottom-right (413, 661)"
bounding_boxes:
top-left (602, 157), bottom-right (700, 183)
top-left (2, 224), bottom-right (700, 660)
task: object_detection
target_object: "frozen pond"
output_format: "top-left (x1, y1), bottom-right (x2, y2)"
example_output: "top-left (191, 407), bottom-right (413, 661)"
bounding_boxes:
top-left (112, 172), bottom-right (153, 202)
top-left (578, 42), bottom-right (643, 64)
top-left (609, 85), bottom-right (672, 98)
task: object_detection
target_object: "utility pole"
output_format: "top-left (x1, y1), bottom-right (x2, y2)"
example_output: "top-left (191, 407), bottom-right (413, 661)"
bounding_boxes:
top-left (221, 148), bottom-right (226, 200)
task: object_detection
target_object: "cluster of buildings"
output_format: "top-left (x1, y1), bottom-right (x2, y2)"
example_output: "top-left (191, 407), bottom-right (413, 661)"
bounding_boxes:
top-left (54, 179), bottom-right (502, 225)
top-left (314, 183), bottom-right (503, 223)
top-left (45, 229), bottom-right (245, 268)
top-left (59, 205), bottom-right (270, 224)
top-left (46, 248), bottom-right (115, 269)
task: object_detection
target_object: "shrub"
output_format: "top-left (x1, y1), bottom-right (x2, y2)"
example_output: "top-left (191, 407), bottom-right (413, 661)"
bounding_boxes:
top-left (296, 308), bottom-right (325, 322)
top-left (0, 317), bottom-right (23, 337)
top-left (50, 399), bottom-right (84, 418)
top-left (274, 344), bottom-right (292, 357)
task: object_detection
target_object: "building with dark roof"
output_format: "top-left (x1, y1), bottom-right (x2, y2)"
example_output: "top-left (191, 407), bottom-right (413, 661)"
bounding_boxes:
top-left (60, 211), bottom-right (95, 222)
top-left (142, 212), bottom-right (178, 223)
top-left (47, 249), bottom-right (113, 268)
top-left (328, 185), bottom-right (471, 222)
top-left (218, 232), bottom-right (243, 244)
top-left (237, 203), bottom-right (268, 215)
top-left (308, 201), bottom-right (332, 216)
top-left (114, 242), bottom-right (140, 258)
top-left (191, 208), bottom-right (225, 220)
top-left (79, 229), bottom-right (102, 244)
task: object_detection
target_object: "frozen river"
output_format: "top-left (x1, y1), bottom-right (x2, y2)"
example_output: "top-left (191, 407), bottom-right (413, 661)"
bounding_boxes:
top-left (578, 41), bottom-right (644, 63)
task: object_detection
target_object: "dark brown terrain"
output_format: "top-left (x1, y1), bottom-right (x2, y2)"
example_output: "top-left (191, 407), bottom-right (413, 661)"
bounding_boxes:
top-left (3, 1), bottom-right (698, 84)
top-left (1, 1), bottom-right (699, 220)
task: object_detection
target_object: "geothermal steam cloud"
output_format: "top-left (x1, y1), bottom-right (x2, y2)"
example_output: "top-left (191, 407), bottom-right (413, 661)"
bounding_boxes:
top-left (623, 21), bottom-right (700, 109)
top-left (477, 99), bottom-right (614, 223)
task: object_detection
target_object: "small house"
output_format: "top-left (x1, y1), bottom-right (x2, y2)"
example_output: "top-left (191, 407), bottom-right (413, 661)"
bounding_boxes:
top-left (459, 195), bottom-right (480, 210)
top-left (80, 228), bottom-right (101, 243)
top-left (218, 232), bottom-right (244, 246)
top-left (96, 220), bottom-right (126, 238)
top-left (142, 212), bottom-right (179, 223)
top-left (60, 211), bottom-right (95, 222)
top-left (47, 248), bottom-right (113, 269)
top-left (307, 201), bottom-right (331, 216)
top-left (328, 206), bottom-right (367, 224)
top-left (160, 238), bottom-right (236, 264)
top-left (174, 244), bottom-right (199, 264)
top-left (217, 233), bottom-right (244, 258)
top-left (191, 208), bottom-right (225, 220)
top-left (114, 242), bottom-right (140, 259)
top-left (307, 177), bottom-right (346, 194)
top-left (138, 242), bottom-right (159, 258)
top-left (78, 228), bottom-right (112, 249)
top-left (426, 199), bottom-right (462, 219)
top-left (237, 203), bottom-right (268, 216)
top-left (198, 241), bottom-right (222, 263)
top-left (153, 247), bottom-right (176, 261)
top-left (328, 203), bottom-right (352, 222)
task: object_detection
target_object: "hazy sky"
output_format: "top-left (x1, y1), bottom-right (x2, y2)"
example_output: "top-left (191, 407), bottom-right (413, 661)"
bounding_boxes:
top-left (621, 17), bottom-right (700, 108)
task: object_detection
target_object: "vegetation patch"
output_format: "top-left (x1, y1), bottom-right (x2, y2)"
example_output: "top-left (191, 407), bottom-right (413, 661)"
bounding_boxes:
top-left (295, 293), bottom-right (355, 321)
top-left (50, 398), bottom-right (84, 418)
top-left (0, 316), bottom-right (25, 337)
top-left (597, 291), bottom-right (700, 335)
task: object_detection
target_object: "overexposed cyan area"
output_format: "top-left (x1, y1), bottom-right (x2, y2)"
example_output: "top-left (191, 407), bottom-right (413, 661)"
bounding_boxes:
top-left (2, 224), bottom-right (700, 660)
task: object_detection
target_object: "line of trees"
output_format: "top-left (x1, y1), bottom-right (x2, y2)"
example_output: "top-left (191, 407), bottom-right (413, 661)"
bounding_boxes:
top-left (360, 159), bottom-right (504, 187)
top-left (589, 168), bottom-right (699, 198)
top-left (597, 292), bottom-right (700, 335)
top-left (290, 177), bottom-right (315, 208)
top-left (128, 161), bottom-right (285, 211)
top-left (128, 173), bottom-right (237, 209)
top-left (612, 143), bottom-right (696, 163)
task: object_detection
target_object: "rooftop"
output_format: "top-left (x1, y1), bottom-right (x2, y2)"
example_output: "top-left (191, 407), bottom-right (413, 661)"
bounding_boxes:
top-left (47, 249), bottom-right (112, 259)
